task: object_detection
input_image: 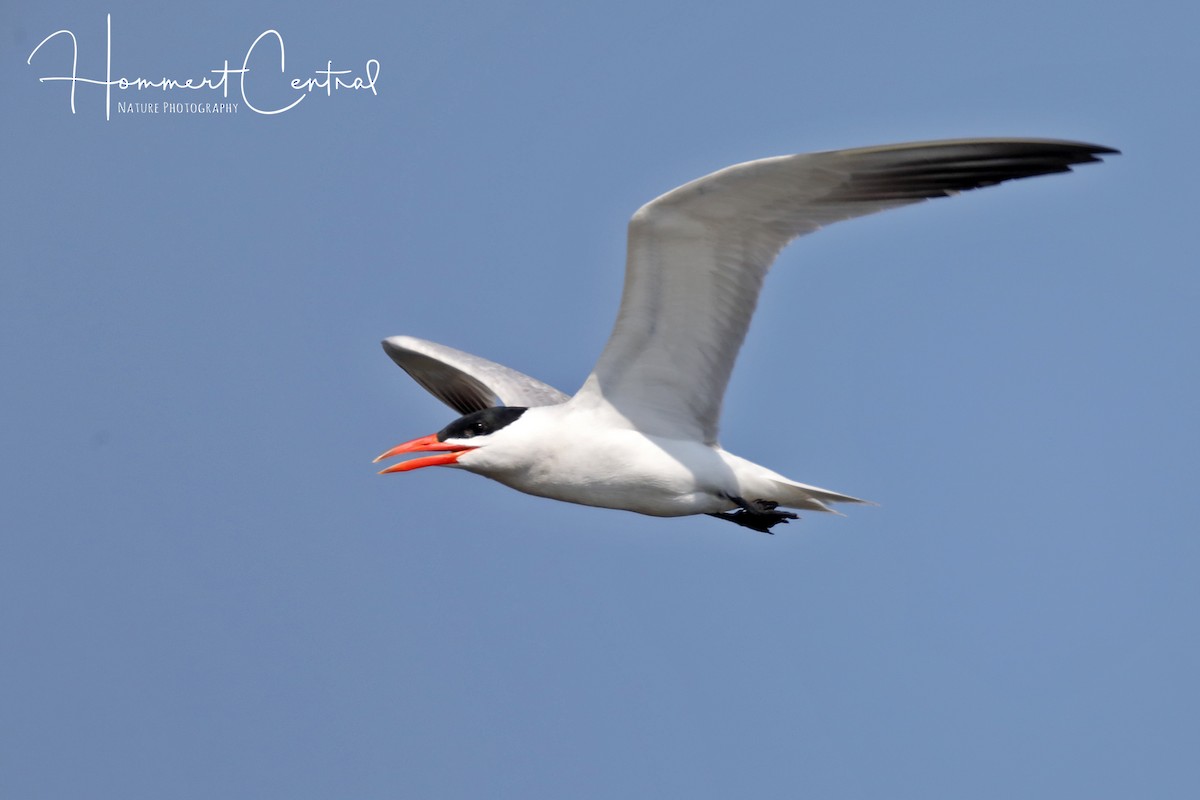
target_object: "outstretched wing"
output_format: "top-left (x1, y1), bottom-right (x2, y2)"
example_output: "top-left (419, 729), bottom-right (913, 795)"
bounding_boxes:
top-left (382, 335), bottom-right (569, 414)
top-left (571, 138), bottom-right (1117, 442)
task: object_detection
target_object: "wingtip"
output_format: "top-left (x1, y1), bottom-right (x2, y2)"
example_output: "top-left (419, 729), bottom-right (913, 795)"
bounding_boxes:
top-left (1075, 143), bottom-right (1121, 163)
top-left (381, 335), bottom-right (408, 354)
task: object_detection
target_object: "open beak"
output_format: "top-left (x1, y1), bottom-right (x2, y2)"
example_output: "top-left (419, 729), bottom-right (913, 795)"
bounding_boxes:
top-left (373, 433), bottom-right (476, 474)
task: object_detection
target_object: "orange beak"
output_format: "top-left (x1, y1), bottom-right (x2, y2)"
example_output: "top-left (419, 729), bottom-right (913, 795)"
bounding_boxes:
top-left (374, 434), bottom-right (477, 474)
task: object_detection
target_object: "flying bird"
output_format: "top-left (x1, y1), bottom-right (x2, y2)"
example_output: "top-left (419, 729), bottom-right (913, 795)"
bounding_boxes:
top-left (375, 138), bottom-right (1116, 532)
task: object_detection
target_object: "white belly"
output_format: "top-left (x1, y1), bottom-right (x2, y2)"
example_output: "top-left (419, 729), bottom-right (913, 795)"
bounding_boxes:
top-left (464, 427), bottom-right (738, 517)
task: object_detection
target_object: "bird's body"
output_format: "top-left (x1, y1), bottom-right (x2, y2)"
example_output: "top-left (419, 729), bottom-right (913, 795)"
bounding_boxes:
top-left (445, 403), bottom-right (855, 517)
top-left (376, 138), bottom-right (1116, 532)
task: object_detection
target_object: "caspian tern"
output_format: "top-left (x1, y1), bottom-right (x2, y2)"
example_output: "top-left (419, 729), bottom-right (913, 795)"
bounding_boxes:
top-left (376, 138), bottom-right (1116, 532)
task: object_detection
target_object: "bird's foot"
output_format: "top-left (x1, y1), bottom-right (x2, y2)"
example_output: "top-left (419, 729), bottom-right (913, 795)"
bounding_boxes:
top-left (707, 496), bottom-right (799, 534)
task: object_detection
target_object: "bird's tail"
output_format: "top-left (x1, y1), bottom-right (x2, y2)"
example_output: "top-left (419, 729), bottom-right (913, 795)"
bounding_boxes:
top-left (767, 476), bottom-right (872, 515)
top-left (723, 450), bottom-right (872, 514)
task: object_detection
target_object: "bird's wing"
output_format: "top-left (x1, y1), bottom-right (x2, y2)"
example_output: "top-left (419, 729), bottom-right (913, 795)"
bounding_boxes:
top-left (571, 138), bottom-right (1117, 442)
top-left (382, 335), bottom-right (570, 415)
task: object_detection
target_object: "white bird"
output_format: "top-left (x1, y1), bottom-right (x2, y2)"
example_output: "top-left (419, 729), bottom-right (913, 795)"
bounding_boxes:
top-left (375, 138), bottom-right (1116, 533)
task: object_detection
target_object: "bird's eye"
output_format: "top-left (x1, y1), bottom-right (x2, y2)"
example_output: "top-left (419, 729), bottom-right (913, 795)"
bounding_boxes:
top-left (437, 406), bottom-right (527, 444)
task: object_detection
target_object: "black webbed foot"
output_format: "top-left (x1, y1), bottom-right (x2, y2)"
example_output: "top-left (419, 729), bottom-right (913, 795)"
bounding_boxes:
top-left (707, 496), bottom-right (799, 534)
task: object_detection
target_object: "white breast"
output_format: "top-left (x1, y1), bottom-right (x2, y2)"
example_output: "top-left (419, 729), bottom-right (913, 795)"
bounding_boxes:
top-left (455, 406), bottom-right (737, 517)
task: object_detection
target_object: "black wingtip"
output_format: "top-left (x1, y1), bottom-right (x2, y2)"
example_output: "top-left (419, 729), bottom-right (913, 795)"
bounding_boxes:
top-left (831, 139), bottom-right (1119, 203)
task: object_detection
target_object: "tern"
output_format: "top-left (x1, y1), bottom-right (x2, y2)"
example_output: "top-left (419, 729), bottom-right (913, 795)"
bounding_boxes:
top-left (375, 138), bottom-right (1116, 532)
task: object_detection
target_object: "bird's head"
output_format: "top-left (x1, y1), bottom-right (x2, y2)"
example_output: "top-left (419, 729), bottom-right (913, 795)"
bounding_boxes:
top-left (374, 406), bottom-right (529, 474)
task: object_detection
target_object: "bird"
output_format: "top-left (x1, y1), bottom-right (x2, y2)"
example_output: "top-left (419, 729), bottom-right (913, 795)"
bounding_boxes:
top-left (375, 138), bottom-right (1116, 533)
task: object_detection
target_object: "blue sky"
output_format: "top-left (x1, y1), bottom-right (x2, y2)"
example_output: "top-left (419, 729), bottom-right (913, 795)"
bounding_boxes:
top-left (3, 1), bottom-right (1196, 797)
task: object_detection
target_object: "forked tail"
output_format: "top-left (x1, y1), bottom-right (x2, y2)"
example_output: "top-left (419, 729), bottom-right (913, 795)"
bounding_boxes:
top-left (769, 477), bottom-right (871, 514)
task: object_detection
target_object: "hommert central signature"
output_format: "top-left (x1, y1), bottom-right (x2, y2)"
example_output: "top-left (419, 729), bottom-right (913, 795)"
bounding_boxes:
top-left (27, 14), bottom-right (380, 119)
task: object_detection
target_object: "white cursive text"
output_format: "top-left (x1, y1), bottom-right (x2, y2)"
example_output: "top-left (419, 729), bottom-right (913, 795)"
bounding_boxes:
top-left (27, 14), bottom-right (380, 120)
